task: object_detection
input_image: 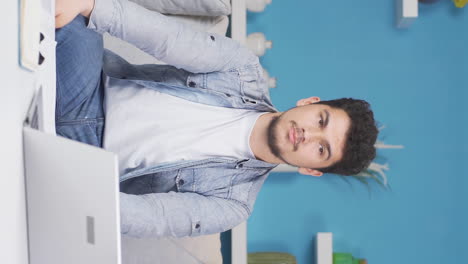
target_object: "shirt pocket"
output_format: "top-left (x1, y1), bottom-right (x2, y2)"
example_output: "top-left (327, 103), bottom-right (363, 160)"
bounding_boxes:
top-left (189, 71), bottom-right (241, 96)
top-left (238, 64), bottom-right (264, 102)
top-left (120, 171), bottom-right (178, 194)
top-left (137, 64), bottom-right (190, 85)
top-left (177, 168), bottom-right (232, 198)
top-left (119, 174), bottom-right (155, 195)
top-left (229, 181), bottom-right (254, 206)
top-left (230, 171), bottom-right (269, 209)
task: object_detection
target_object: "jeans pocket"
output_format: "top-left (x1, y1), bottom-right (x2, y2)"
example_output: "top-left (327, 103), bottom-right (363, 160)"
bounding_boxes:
top-left (55, 118), bottom-right (104, 148)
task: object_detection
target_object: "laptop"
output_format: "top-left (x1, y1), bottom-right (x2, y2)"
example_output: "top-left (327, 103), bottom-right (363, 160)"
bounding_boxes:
top-left (23, 126), bottom-right (122, 264)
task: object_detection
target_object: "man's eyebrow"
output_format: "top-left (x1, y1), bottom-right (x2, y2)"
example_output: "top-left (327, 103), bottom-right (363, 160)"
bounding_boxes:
top-left (324, 109), bottom-right (330, 127)
top-left (323, 109), bottom-right (331, 160)
top-left (324, 141), bottom-right (331, 161)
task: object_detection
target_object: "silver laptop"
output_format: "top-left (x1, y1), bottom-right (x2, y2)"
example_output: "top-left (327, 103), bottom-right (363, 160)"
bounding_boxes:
top-left (23, 127), bottom-right (121, 264)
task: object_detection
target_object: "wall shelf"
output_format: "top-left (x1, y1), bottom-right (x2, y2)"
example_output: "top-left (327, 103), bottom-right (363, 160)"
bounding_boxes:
top-left (396, 0), bottom-right (418, 28)
top-left (316, 232), bottom-right (333, 264)
top-left (229, 1), bottom-right (248, 263)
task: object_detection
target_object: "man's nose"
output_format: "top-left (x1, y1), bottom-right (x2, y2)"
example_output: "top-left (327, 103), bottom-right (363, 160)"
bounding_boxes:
top-left (302, 126), bottom-right (321, 144)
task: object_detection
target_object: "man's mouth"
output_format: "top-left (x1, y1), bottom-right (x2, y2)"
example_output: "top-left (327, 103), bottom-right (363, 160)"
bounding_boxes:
top-left (288, 123), bottom-right (303, 149)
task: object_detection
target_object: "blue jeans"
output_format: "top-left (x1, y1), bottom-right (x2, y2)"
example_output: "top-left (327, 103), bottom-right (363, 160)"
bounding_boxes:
top-left (55, 16), bottom-right (105, 148)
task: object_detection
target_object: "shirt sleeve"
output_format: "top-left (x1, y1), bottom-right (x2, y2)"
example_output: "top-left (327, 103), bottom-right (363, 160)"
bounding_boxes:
top-left (87, 0), bottom-right (259, 73)
top-left (119, 191), bottom-right (249, 238)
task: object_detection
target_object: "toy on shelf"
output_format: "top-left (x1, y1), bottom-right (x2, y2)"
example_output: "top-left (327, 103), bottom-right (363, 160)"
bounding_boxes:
top-left (333, 253), bottom-right (367, 264)
top-left (246, 32), bottom-right (272, 56)
top-left (262, 69), bottom-right (277, 89)
top-left (453, 0), bottom-right (468, 7)
top-left (246, 0), bottom-right (272, 12)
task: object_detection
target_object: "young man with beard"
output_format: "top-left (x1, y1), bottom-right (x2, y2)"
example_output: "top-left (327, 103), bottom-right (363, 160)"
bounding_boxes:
top-left (55, 0), bottom-right (378, 238)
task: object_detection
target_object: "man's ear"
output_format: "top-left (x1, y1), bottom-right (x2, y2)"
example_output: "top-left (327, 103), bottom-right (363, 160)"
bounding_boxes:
top-left (296, 96), bottom-right (321, 107)
top-left (298, 167), bottom-right (323, 177)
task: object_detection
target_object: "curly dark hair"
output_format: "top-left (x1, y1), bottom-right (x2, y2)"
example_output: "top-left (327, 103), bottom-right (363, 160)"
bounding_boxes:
top-left (316, 98), bottom-right (378, 176)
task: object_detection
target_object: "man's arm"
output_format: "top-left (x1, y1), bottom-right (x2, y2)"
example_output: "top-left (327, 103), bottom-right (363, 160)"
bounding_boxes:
top-left (57, 0), bottom-right (259, 73)
top-left (120, 191), bottom-right (249, 238)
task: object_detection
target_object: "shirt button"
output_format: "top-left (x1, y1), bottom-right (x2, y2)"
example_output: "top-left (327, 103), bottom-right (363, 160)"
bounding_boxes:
top-left (188, 81), bottom-right (196, 87)
top-left (210, 35), bottom-right (215, 41)
top-left (179, 179), bottom-right (185, 185)
top-left (195, 224), bottom-right (200, 229)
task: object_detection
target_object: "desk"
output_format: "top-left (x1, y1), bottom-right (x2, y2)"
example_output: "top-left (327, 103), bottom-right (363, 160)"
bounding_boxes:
top-left (0, 0), bottom-right (55, 263)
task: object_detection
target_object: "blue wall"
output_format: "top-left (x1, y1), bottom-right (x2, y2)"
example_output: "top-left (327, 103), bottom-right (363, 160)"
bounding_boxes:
top-left (245, 1), bottom-right (468, 264)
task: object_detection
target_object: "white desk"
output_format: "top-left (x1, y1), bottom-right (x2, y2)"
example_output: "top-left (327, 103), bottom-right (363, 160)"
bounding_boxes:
top-left (0, 0), bottom-right (55, 263)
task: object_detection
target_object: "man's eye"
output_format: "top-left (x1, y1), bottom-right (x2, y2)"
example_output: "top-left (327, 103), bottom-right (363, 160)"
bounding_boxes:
top-left (319, 118), bottom-right (324, 127)
top-left (319, 145), bottom-right (324, 155)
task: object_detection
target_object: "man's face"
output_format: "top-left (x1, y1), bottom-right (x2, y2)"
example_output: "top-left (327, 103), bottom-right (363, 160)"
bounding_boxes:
top-left (267, 103), bottom-right (351, 170)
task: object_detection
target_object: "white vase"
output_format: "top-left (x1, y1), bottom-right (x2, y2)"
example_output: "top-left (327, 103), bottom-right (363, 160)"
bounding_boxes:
top-left (246, 32), bottom-right (272, 56)
top-left (262, 69), bottom-right (277, 88)
top-left (246, 0), bottom-right (272, 12)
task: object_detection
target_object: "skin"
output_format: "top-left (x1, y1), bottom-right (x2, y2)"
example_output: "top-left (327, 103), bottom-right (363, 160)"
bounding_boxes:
top-left (249, 97), bottom-right (351, 177)
top-left (55, 1), bottom-right (352, 177)
top-left (55, 0), bottom-right (95, 28)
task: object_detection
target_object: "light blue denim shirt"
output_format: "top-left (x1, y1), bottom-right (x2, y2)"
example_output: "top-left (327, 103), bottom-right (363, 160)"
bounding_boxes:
top-left (88, 0), bottom-right (279, 238)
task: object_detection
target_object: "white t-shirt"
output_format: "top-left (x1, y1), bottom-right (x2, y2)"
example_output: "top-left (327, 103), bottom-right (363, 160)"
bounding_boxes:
top-left (103, 77), bottom-right (267, 175)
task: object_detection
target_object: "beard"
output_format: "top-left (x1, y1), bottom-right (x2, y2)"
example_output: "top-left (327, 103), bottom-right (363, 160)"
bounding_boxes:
top-left (266, 115), bottom-right (288, 164)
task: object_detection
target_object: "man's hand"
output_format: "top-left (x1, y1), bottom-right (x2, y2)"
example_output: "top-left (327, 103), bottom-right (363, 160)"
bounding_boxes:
top-left (55, 0), bottom-right (95, 28)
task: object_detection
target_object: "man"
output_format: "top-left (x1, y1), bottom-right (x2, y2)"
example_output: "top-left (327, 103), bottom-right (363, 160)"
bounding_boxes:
top-left (55, 0), bottom-right (378, 238)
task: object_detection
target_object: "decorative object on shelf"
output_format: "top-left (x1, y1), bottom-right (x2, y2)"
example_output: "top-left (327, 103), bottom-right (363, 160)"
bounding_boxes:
top-left (246, 32), bottom-right (272, 56)
top-left (246, 0), bottom-right (272, 12)
top-left (248, 252), bottom-right (296, 264)
top-left (453, 0), bottom-right (468, 7)
top-left (333, 252), bottom-right (367, 264)
top-left (262, 69), bottom-right (277, 89)
top-left (345, 126), bottom-right (404, 190)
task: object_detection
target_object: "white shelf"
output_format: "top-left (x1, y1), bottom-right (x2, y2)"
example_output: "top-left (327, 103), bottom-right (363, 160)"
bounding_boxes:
top-left (316, 232), bottom-right (333, 264)
top-left (396, 0), bottom-right (418, 28)
top-left (231, 221), bottom-right (247, 264)
top-left (230, 1), bottom-right (248, 264)
top-left (231, 0), bottom-right (247, 45)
